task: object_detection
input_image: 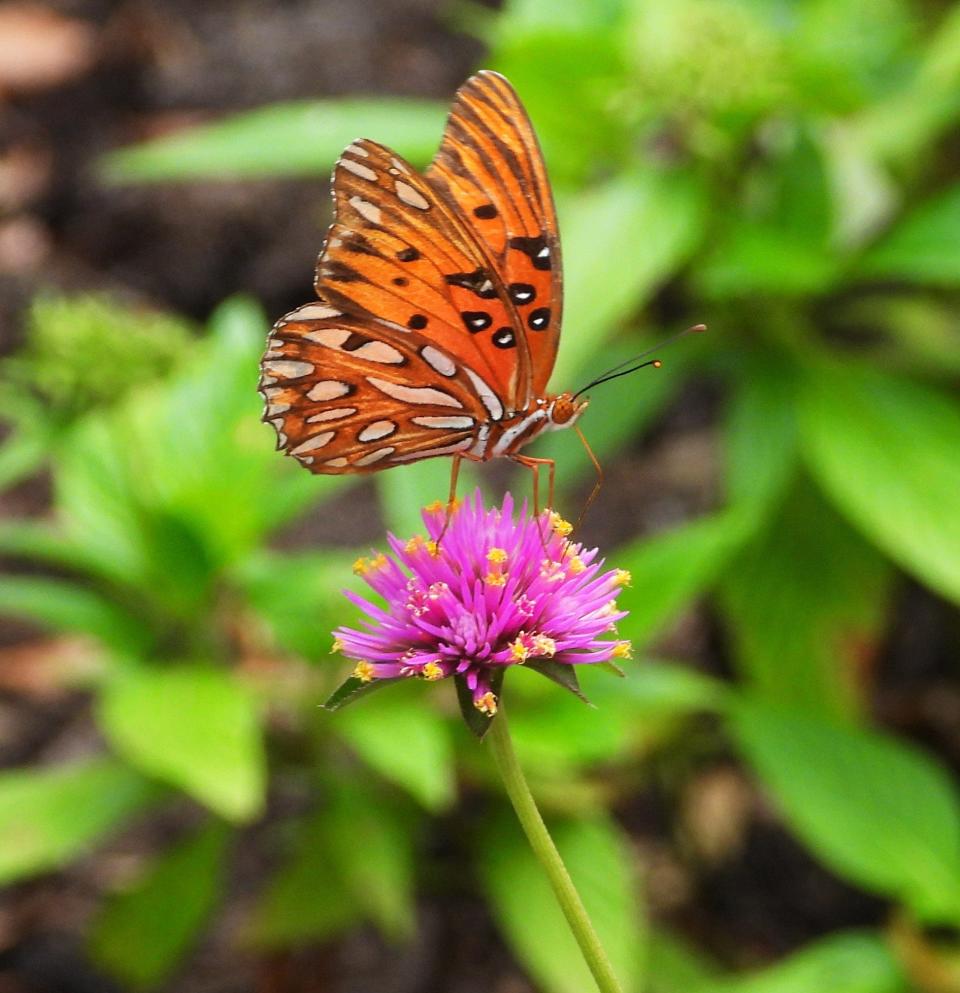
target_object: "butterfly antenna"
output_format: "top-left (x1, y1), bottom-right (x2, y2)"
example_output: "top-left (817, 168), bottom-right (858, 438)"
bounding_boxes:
top-left (573, 323), bottom-right (707, 399)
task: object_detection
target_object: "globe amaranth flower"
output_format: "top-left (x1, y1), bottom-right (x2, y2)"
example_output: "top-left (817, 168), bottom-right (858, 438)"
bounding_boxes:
top-left (328, 491), bottom-right (631, 735)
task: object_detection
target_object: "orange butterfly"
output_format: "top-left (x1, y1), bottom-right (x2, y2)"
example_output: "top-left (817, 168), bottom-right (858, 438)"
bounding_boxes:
top-left (259, 71), bottom-right (589, 510)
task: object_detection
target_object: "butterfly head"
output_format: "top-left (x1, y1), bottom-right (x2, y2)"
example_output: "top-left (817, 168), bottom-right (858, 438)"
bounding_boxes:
top-left (546, 392), bottom-right (588, 430)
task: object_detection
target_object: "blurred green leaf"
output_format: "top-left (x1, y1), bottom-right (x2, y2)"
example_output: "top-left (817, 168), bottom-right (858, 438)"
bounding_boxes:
top-left (89, 822), bottom-right (230, 989)
top-left (723, 354), bottom-right (798, 519)
top-left (553, 169), bottom-right (705, 384)
top-left (252, 811), bottom-right (361, 948)
top-left (617, 510), bottom-right (752, 647)
top-left (479, 811), bottom-right (644, 993)
top-left (0, 430), bottom-right (43, 491)
top-left (731, 700), bottom-right (960, 922)
top-left (858, 185), bottom-right (960, 285)
top-left (334, 688), bottom-right (456, 812)
top-left (799, 363), bottom-right (960, 604)
top-left (646, 927), bottom-right (721, 993)
top-left (377, 458), bottom-right (458, 538)
top-left (236, 549), bottom-right (354, 661)
top-left (0, 759), bottom-right (155, 884)
top-left (508, 662), bottom-right (724, 776)
top-left (98, 665), bottom-right (266, 822)
top-left (101, 99), bottom-right (447, 182)
top-left (0, 575), bottom-right (146, 653)
top-left (699, 226), bottom-right (837, 298)
top-left (322, 782), bottom-right (416, 941)
top-left (718, 479), bottom-right (892, 718)
top-left (707, 930), bottom-right (907, 993)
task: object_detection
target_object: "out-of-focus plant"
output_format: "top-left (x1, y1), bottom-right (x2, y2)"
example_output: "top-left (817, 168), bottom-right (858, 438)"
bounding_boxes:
top-left (0, 293), bottom-right (192, 490)
top-left (0, 0), bottom-right (958, 989)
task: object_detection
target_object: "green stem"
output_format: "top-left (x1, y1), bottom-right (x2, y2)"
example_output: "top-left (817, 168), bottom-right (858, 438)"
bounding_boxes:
top-left (487, 702), bottom-right (625, 993)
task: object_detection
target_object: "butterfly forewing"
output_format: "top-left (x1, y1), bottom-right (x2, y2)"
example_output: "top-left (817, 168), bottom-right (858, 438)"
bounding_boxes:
top-left (319, 139), bottom-right (531, 409)
top-left (261, 301), bottom-right (492, 472)
top-left (426, 71), bottom-right (562, 398)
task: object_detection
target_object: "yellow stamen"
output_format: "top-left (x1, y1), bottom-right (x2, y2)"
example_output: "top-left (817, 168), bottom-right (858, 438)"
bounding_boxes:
top-left (331, 637), bottom-right (344, 653)
top-left (370, 553), bottom-right (388, 571)
top-left (567, 555), bottom-right (586, 574)
top-left (422, 660), bottom-right (444, 681)
top-left (548, 511), bottom-right (573, 537)
top-left (352, 661), bottom-right (376, 682)
top-left (599, 600), bottom-right (619, 617)
top-left (474, 691), bottom-right (498, 716)
top-left (352, 556), bottom-right (369, 575)
top-left (405, 535), bottom-right (424, 553)
top-left (485, 572), bottom-right (507, 587)
top-left (612, 641), bottom-right (633, 660)
top-left (533, 634), bottom-right (557, 657)
top-left (487, 547), bottom-right (508, 564)
top-left (509, 636), bottom-right (530, 663)
top-left (426, 540), bottom-right (440, 557)
top-left (425, 500), bottom-right (444, 513)
top-left (613, 568), bottom-right (632, 587)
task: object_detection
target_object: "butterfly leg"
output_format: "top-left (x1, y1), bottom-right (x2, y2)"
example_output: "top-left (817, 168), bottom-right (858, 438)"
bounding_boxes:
top-left (573, 425), bottom-right (603, 531)
top-left (437, 451), bottom-right (484, 545)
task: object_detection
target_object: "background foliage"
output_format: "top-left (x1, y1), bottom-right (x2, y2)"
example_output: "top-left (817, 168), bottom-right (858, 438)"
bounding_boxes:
top-left (1, 0), bottom-right (959, 991)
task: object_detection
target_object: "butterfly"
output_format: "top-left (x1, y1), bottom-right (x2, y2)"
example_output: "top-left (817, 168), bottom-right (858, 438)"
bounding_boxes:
top-left (259, 70), bottom-right (588, 511)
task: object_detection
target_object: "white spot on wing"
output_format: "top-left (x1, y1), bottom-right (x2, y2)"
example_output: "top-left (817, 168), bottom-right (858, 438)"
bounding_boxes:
top-left (340, 158), bottom-right (377, 181)
top-left (307, 380), bottom-right (352, 401)
top-left (307, 407), bottom-right (357, 423)
top-left (421, 346), bottom-right (456, 377)
top-left (286, 303), bottom-right (341, 321)
top-left (265, 360), bottom-right (314, 380)
top-left (411, 415), bottom-right (475, 430)
top-left (395, 181), bottom-right (430, 210)
top-left (304, 328), bottom-right (351, 347)
top-left (356, 446), bottom-right (396, 466)
top-left (291, 431), bottom-right (335, 455)
top-left (324, 457), bottom-right (350, 468)
top-left (349, 195), bottom-right (382, 224)
top-left (267, 401), bottom-right (291, 417)
top-left (358, 420), bottom-right (397, 442)
top-left (367, 376), bottom-right (463, 408)
top-left (464, 368), bottom-right (503, 420)
top-left (303, 329), bottom-right (403, 365)
top-left (354, 341), bottom-right (404, 364)
top-left (346, 143), bottom-right (369, 157)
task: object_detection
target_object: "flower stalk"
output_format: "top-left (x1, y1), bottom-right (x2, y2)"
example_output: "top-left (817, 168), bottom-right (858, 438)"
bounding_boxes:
top-left (487, 703), bottom-right (625, 993)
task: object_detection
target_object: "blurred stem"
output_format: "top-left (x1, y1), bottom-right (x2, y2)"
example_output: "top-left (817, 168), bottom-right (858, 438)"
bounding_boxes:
top-left (487, 703), bottom-right (625, 993)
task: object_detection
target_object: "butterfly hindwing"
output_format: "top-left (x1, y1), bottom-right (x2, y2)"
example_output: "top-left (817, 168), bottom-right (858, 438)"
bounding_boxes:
top-left (260, 300), bottom-right (503, 473)
top-left (426, 71), bottom-right (562, 398)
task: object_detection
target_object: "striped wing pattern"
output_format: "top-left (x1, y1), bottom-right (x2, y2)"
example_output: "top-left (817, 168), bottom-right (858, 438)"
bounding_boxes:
top-left (259, 71), bottom-right (562, 474)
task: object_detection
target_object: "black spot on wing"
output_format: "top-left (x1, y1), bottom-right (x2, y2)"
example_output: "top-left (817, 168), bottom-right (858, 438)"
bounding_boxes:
top-left (473, 203), bottom-right (498, 219)
top-left (461, 311), bottom-right (492, 333)
top-left (396, 247), bottom-right (420, 262)
top-left (509, 235), bottom-right (552, 271)
top-left (509, 282), bottom-right (536, 305)
top-left (445, 268), bottom-right (497, 299)
top-left (492, 327), bottom-right (516, 349)
top-left (528, 307), bottom-right (550, 331)
top-left (407, 314), bottom-right (428, 330)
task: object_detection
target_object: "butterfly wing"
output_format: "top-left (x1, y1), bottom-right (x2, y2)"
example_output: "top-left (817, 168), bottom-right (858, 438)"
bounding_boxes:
top-left (425, 70), bottom-right (562, 398)
top-left (317, 138), bottom-right (532, 410)
top-left (260, 300), bottom-right (501, 473)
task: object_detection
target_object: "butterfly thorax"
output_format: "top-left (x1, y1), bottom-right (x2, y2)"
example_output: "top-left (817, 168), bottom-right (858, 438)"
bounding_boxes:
top-left (478, 392), bottom-right (588, 461)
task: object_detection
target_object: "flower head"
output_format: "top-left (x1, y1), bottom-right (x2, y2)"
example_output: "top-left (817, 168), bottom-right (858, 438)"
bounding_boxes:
top-left (330, 491), bottom-right (630, 734)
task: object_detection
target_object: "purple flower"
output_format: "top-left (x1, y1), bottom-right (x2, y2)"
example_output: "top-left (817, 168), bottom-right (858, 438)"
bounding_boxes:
top-left (329, 491), bottom-right (631, 733)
